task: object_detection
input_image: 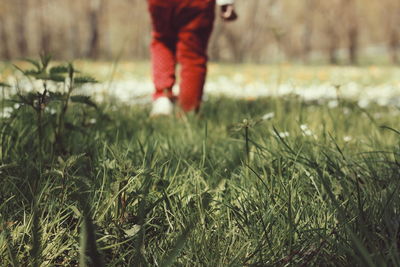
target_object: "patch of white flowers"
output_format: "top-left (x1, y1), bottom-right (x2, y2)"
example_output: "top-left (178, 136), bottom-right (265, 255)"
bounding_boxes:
top-left (3, 71), bottom-right (400, 109)
top-left (1, 107), bottom-right (13, 118)
top-left (262, 112), bottom-right (275, 121)
top-left (358, 99), bottom-right (370, 109)
top-left (277, 131), bottom-right (290, 138)
top-left (328, 100), bottom-right (339, 108)
top-left (45, 107), bottom-right (57, 115)
top-left (343, 136), bottom-right (353, 142)
top-left (300, 124), bottom-right (315, 138)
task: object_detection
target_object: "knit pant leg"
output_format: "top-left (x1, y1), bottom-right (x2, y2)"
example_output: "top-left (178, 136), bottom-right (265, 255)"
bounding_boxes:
top-left (148, 2), bottom-right (177, 99)
top-left (176, 1), bottom-right (215, 111)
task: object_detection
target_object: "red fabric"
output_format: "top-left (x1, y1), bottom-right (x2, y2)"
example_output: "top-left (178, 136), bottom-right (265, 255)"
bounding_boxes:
top-left (148, 0), bottom-right (215, 112)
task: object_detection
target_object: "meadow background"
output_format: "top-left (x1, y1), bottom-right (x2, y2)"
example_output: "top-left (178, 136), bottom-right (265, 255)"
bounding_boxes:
top-left (0, 0), bottom-right (400, 266)
top-left (0, 0), bottom-right (399, 64)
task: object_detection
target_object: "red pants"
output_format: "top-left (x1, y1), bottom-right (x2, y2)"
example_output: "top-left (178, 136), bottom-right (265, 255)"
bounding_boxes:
top-left (148, 0), bottom-right (215, 112)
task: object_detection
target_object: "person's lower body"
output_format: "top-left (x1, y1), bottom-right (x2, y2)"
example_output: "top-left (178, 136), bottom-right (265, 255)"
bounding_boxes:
top-left (148, 0), bottom-right (215, 114)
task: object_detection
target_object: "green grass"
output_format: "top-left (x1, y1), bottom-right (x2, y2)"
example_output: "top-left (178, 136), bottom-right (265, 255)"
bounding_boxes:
top-left (0, 89), bottom-right (399, 266)
top-left (0, 56), bottom-right (399, 266)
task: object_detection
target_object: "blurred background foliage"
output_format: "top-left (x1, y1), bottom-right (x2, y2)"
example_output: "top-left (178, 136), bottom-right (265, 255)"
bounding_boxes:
top-left (0, 0), bottom-right (399, 64)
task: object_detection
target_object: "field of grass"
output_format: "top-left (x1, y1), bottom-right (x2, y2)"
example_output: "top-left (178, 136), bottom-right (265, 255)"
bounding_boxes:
top-left (0, 59), bottom-right (399, 266)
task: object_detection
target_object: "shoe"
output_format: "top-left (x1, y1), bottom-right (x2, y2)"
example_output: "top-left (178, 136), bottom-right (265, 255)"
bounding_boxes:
top-left (150, 96), bottom-right (173, 117)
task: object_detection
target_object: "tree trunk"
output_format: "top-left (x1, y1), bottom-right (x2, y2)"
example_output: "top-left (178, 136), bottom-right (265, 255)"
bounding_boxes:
top-left (389, 29), bottom-right (399, 64)
top-left (67, 0), bottom-right (81, 59)
top-left (302, 0), bottom-right (315, 63)
top-left (224, 27), bottom-right (243, 62)
top-left (302, 21), bottom-right (313, 63)
top-left (39, 0), bottom-right (51, 55)
top-left (209, 22), bottom-right (223, 61)
top-left (328, 28), bottom-right (339, 65)
top-left (16, 0), bottom-right (28, 57)
top-left (346, 0), bottom-right (358, 65)
top-left (348, 26), bottom-right (358, 65)
top-left (87, 0), bottom-right (104, 59)
top-left (0, 16), bottom-right (11, 60)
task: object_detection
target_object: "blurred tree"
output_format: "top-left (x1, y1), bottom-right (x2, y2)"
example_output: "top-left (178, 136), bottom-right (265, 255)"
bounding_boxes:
top-left (87, 0), bottom-right (104, 59)
top-left (15, 0), bottom-right (28, 57)
top-left (0, 0), bottom-right (11, 60)
top-left (344, 0), bottom-right (359, 64)
top-left (318, 0), bottom-right (342, 64)
top-left (128, 0), bottom-right (151, 60)
top-left (0, 0), bottom-right (398, 64)
top-left (389, 28), bottom-right (399, 64)
top-left (383, 0), bottom-right (400, 64)
top-left (301, 0), bottom-right (316, 63)
top-left (67, 0), bottom-right (83, 58)
top-left (38, 0), bottom-right (51, 54)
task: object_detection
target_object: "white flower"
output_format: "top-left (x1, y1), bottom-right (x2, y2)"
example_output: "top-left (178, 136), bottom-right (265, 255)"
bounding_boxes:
top-left (300, 124), bottom-right (314, 137)
top-left (262, 112), bottom-right (275, 121)
top-left (343, 136), bottom-right (352, 142)
top-left (358, 99), bottom-right (370, 108)
top-left (89, 118), bottom-right (97, 124)
top-left (278, 131), bottom-right (289, 138)
top-left (328, 100), bottom-right (339, 108)
top-left (13, 103), bottom-right (21, 109)
top-left (1, 107), bottom-right (13, 118)
top-left (300, 124), bottom-right (308, 131)
top-left (45, 107), bottom-right (57, 115)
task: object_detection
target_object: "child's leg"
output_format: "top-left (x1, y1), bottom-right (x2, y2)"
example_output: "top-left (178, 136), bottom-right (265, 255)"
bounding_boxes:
top-left (148, 1), bottom-right (177, 100)
top-left (176, 0), bottom-right (215, 112)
